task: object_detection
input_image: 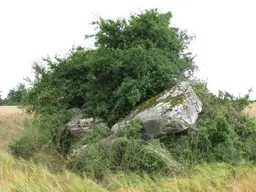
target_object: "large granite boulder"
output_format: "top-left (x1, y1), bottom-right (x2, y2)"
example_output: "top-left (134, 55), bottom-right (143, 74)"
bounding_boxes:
top-left (111, 82), bottom-right (202, 138)
top-left (67, 114), bottom-right (106, 137)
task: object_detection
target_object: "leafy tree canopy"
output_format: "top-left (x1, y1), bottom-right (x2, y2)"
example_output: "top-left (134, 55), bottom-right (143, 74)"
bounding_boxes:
top-left (23, 9), bottom-right (196, 125)
top-left (4, 83), bottom-right (27, 105)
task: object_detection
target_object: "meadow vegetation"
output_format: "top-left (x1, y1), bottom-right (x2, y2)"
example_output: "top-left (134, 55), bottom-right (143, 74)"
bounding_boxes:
top-left (243, 103), bottom-right (256, 117)
top-left (0, 106), bottom-right (27, 152)
top-left (1, 112), bottom-right (256, 192)
top-left (1, 9), bottom-right (256, 191)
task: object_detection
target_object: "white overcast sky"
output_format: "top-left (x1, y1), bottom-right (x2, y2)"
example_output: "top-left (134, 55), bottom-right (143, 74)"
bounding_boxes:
top-left (0, 0), bottom-right (255, 99)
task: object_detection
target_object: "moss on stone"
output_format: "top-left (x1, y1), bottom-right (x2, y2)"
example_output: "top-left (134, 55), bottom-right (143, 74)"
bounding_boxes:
top-left (163, 94), bottom-right (186, 110)
top-left (136, 89), bottom-right (186, 112)
top-left (136, 91), bottom-right (165, 111)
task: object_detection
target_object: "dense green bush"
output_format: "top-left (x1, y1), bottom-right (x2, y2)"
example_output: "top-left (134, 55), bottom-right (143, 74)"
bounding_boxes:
top-left (10, 108), bottom-right (81, 157)
top-left (243, 118), bottom-right (256, 162)
top-left (72, 126), bottom-right (112, 148)
top-left (19, 9), bottom-right (195, 161)
top-left (9, 118), bottom-right (53, 158)
top-left (3, 83), bottom-right (27, 106)
top-left (161, 81), bottom-right (256, 166)
top-left (67, 119), bottom-right (182, 179)
top-left (23, 9), bottom-right (195, 126)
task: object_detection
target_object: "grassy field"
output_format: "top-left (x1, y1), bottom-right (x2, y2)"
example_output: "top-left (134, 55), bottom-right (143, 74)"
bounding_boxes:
top-left (0, 106), bottom-right (24, 114)
top-left (243, 103), bottom-right (256, 118)
top-left (1, 106), bottom-right (256, 191)
top-left (0, 106), bottom-right (28, 152)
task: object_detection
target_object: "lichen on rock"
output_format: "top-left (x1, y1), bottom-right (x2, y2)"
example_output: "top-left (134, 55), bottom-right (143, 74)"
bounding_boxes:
top-left (111, 82), bottom-right (202, 138)
top-left (67, 114), bottom-right (107, 138)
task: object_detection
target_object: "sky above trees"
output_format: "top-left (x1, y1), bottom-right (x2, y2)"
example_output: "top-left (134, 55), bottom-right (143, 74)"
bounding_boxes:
top-left (0, 0), bottom-right (255, 99)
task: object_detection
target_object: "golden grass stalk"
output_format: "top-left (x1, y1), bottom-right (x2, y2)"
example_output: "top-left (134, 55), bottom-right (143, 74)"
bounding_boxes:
top-left (1, 106), bottom-right (256, 191)
top-left (0, 152), bottom-right (106, 192)
top-left (243, 103), bottom-right (256, 118)
top-left (0, 106), bottom-right (30, 152)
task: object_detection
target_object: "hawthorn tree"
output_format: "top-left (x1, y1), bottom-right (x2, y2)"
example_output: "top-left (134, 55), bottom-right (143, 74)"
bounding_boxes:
top-left (24, 9), bottom-right (196, 125)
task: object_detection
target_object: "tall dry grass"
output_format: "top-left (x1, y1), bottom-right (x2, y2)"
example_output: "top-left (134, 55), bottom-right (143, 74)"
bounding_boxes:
top-left (1, 106), bottom-right (256, 191)
top-left (0, 152), bottom-right (106, 192)
top-left (1, 153), bottom-right (256, 192)
top-left (0, 106), bottom-right (24, 114)
top-left (243, 103), bottom-right (256, 118)
top-left (0, 106), bottom-right (30, 152)
top-left (107, 164), bottom-right (256, 192)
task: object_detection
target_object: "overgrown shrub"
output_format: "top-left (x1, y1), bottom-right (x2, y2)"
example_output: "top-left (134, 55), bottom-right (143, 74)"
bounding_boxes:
top-left (40, 108), bottom-right (81, 154)
top-left (23, 9), bottom-right (195, 126)
top-left (3, 83), bottom-right (27, 106)
top-left (67, 137), bottom-right (182, 179)
top-left (161, 81), bottom-right (256, 166)
top-left (70, 118), bottom-right (142, 150)
top-left (72, 126), bottom-right (112, 148)
top-left (9, 118), bottom-right (53, 158)
top-left (18, 9), bottom-right (196, 163)
top-left (243, 130), bottom-right (256, 161)
top-left (67, 119), bottom-right (182, 179)
top-left (114, 119), bottom-right (144, 139)
top-left (9, 108), bottom-right (81, 158)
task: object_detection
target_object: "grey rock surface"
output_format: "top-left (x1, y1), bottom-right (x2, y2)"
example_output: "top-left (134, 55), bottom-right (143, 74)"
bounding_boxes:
top-left (68, 114), bottom-right (106, 137)
top-left (111, 82), bottom-right (202, 138)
